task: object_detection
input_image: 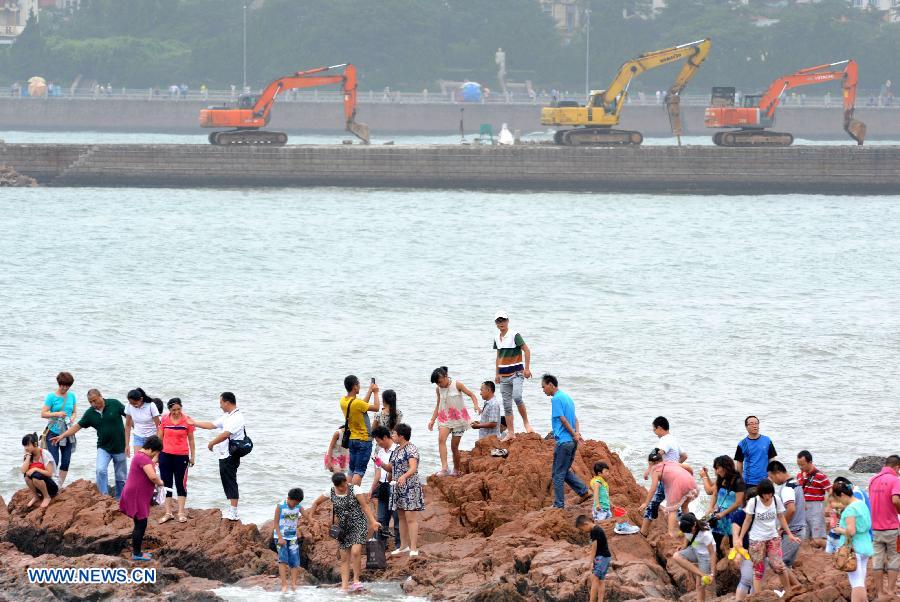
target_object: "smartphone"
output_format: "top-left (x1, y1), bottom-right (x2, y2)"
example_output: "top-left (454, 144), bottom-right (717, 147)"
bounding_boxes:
top-left (371, 377), bottom-right (376, 385)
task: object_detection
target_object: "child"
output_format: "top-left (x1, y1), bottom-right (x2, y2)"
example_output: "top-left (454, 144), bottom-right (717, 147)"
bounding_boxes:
top-left (589, 462), bottom-right (640, 534)
top-left (470, 381), bottom-right (501, 440)
top-left (428, 366), bottom-right (480, 477)
top-left (576, 515), bottom-right (612, 602)
top-left (273, 488), bottom-right (304, 592)
top-left (670, 513), bottom-right (716, 602)
top-left (324, 426), bottom-right (350, 473)
top-left (22, 433), bottom-right (58, 509)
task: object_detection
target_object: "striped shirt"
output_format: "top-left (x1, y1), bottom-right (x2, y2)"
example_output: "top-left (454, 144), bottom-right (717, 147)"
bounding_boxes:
top-left (494, 332), bottom-right (526, 376)
top-left (796, 467), bottom-right (831, 502)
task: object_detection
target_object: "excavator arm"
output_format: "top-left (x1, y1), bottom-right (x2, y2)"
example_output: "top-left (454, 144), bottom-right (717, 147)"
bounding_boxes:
top-left (756, 60), bottom-right (864, 144)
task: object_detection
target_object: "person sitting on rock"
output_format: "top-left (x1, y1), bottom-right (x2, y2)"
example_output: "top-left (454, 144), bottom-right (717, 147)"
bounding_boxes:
top-left (21, 432), bottom-right (58, 509)
top-left (470, 381), bottom-right (501, 440)
top-left (576, 515), bottom-right (612, 602)
top-left (670, 513), bottom-right (715, 602)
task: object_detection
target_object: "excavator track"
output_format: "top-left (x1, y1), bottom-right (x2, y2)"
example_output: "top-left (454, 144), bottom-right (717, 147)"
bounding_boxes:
top-left (209, 130), bottom-right (289, 146)
top-left (556, 128), bottom-right (643, 147)
top-left (713, 130), bottom-right (794, 147)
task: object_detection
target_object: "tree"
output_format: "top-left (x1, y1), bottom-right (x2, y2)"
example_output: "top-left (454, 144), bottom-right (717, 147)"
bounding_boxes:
top-left (9, 9), bottom-right (46, 78)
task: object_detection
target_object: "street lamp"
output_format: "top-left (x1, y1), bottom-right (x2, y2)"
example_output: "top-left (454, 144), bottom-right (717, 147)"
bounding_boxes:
top-left (242, 3), bottom-right (247, 91)
top-left (584, 8), bottom-right (592, 101)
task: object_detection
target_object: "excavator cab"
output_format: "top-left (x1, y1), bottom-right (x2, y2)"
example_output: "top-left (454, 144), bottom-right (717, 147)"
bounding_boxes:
top-left (238, 94), bottom-right (259, 109)
top-left (741, 94), bottom-right (761, 109)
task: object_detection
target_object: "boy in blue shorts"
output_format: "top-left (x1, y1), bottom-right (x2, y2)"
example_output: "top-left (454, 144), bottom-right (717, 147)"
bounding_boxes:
top-left (274, 488), bottom-right (304, 592)
top-left (576, 515), bottom-right (612, 602)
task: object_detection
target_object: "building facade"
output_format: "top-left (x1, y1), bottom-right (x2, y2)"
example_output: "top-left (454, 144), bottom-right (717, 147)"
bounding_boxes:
top-left (0, 0), bottom-right (38, 45)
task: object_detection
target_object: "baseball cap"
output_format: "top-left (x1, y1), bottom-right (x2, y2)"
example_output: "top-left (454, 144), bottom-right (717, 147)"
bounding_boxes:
top-left (494, 310), bottom-right (509, 321)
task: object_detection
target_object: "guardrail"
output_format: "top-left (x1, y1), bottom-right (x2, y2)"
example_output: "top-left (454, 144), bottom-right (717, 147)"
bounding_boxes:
top-left (3, 87), bottom-right (896, 108)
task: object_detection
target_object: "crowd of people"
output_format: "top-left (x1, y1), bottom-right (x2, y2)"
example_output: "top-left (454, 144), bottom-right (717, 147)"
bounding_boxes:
top-left (17, 311), bottom-right (900, 598)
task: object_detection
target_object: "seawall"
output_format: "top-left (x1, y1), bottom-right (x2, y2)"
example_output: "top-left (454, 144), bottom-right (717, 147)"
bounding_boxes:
top-left (1, 97), bottom-right (899, 139)
top-left (2, 143), bottom-right (898, 194)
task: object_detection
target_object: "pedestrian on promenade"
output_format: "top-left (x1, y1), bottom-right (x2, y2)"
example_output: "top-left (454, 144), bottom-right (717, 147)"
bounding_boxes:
top-left (310, 472), bottom-right (381, 593)
top-left (191, 392), bottom-right (246, 521)
top-left (700, 455), bottom-right (745, 553)
top-left (119, 435), bottom-right (164, 561)
top-left (325, 426), bottom-right (350, 473)
top-left (125, 389), bottom-right (161, 457)
top-left (273, 488), bottom-right (305, 593)
top-left (493, 311), bottom-right (533, 438)
top-left (767, 461), bottom-right (805, 590)
top-left (640, 449), bottom-right (698, 538)
top-left (576, 514), bottom-right (612, 602)
top-left (385, 422), bottom-right (425, 557)
top-left (373, 389), bottom-right (402, 431)
top-left (641, 416), bottom-right (688, 536)
top-left (795, 450), bottom-right (831, 542)
top-left (831, 480), bottom-right (874, 602)
top-left (734, 416), bottom-right (777, 487)
top-left (867, 454), bottom-right (900, 600)
top-left (41, 371), bottom-right (77, 486)
top-left (156, 398), bottom-right (195, 524)
top-left (51, 389), bottom-right (128, 499)
top-left (370, 426), bottom-right (400, 550)
top-left (541, 374), bottom-right (590, 509)
top-left (470, 381), bottom-right (501, 440)
top-left (339, 375), bottom-right (380, 486)
top-left (21, 433), bottom-right (58, 509)
top-left (428, 367), bottom-right (480, 477)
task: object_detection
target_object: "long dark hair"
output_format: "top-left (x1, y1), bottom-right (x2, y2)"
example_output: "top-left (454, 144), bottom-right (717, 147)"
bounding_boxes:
top-left (713, 455), bottom-right (739, 489)
top-left (430, 366), bottom-right (449, 385)
top-left (382, 389), bottom-right (398, 430)
top-left (135, 387), bottom-right (164, 414)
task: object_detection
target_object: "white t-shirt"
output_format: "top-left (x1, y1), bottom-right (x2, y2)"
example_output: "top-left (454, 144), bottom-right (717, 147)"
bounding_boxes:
top-left (777, 482), bottom-right (796, 507)
top-left (685, 529), bottom-right (716, 557)
top-left (657, 433), bottom-right (682, 463)
top-left (212, 408), bottom-right (246, 460)
top-left (125, 402), bottom-right (160, 438)
top-left (746, 495), bottom-right (786, 541)
top-left (375, 444), bottom-right (397, 483)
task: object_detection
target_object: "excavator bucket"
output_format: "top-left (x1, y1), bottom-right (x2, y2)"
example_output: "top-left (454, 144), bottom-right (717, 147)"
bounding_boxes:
top-left (844, 113), bottom-right (866, 146)
top-left (347, 120), bottom-right (370, 145)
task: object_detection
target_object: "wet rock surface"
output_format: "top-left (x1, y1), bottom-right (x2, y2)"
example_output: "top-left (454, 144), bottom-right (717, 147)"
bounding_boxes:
top-left (849, 455), bottom-right (886, 473)
top-left (0, 164), bottom-right (37, 187)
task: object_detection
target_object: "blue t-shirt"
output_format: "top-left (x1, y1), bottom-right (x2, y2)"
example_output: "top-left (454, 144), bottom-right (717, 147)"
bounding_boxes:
top-left (551, 390), bottom-right (577, 444)
top-left (735, 435), bottom-right (777, 486)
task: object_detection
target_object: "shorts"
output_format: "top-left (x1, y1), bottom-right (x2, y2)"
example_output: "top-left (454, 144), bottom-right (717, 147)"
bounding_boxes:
top-left (678, 546), bottom-right (711, 575)
top-left (277, 539), bottom-right (301, 568)
top-left (872, 529), bottom-right (900, 571)
top-left (750, 538), bottom-right (784, 580)
top-left (451, 428), bottom-right (465, 437)
top-left (592, 555), bottom-right (611, 580)
top-left (499, 373), bottom-right (525, 415)
top-left (593, 508), bottom-right (612, 521)
top-left (348, 439), bottom-right (373, 479)
top-left (847, 553), bottom-right (869, 589)
top-left (781, 531), bottom-right (802, 567)
top-left (804, 501), bottom-right (826, 539)
top-left (26, 472), bottom-right (59, 498)
top-left (738, 558), bottom-right (756, 592)
top-left (825, 531), bottom-right (841, 554)
top-left (643, 482), bottom-right (665, 520)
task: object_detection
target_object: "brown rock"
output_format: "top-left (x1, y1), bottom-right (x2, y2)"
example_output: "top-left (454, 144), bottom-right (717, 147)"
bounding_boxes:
top-left (0, 495), bottom-right (8, 541)
top-left (0, 165), bottom-right (37, 187)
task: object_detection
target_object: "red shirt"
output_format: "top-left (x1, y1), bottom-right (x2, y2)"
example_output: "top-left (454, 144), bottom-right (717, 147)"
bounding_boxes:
top-left (796, 466), bottom-right (831, 502)
top-left (160, 413), bottom-right (195, 456)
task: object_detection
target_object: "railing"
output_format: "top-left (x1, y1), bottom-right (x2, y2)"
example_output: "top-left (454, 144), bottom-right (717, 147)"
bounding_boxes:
top-left (2, 86), bottom-right (896, 108)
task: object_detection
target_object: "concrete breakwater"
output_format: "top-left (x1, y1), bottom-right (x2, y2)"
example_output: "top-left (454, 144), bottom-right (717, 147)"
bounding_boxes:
top-left (2, 97), bottom-right (900, 139)
top-left (1, 143), bottom-right (898, 194)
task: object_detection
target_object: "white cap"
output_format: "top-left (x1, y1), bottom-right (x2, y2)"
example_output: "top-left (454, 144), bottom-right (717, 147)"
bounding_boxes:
top-left (494, 310), bottom-right (509, 321)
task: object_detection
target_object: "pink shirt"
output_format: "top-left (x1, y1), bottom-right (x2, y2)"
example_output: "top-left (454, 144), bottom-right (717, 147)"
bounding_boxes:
top-left (868, 467), bottom-right (900, 531)
top-left (653, 461), bottom-right (698, 509)
top-left (160, 413), bottom-right (195, 456)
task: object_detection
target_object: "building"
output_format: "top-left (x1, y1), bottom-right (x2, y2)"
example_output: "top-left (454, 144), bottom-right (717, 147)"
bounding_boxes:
top-left (0, 0), bottom-right (38, 45)
top-left (539, 0), bottom-right (583, 34)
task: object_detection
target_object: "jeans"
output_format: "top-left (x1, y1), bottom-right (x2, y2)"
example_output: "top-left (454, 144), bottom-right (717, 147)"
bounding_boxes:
top-left (552, 440), bottom-right (587, 508)
top-left (499, 373), bottom-right (524, 416)
top-left (47, 433), bottom-right (73, 471)
top-left (376, 482), bottom-right (400, 547)
top-left (96, 447), bottom-right (128, 499)
top-left (348, 439), bottom-right (373, 479)
top-left (131, 434), bottom-right (149, 448)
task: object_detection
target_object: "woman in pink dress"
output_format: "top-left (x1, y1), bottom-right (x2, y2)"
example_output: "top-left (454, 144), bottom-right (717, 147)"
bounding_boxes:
top-left (640, 448), bottom-right (699, 538)
top-left (119, 435), bottom-right (164, 561)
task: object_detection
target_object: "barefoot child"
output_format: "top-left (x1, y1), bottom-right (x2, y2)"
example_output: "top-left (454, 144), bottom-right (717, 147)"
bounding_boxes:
top-left (21, 433), bottom-right (58, 508)
top-left (670, 513), bottom-right (716, 602)
top-left (273, 488), bottom-right (304, 592)
top-left (589, 462), bottom-right (640, 534)
top-left (576, 515), bottom-right (612, 602)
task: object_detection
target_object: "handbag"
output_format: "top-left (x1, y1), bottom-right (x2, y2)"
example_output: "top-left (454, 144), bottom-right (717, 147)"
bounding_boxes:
top-left (39, 426), bottom-right (51, 449)
top-left (228, 428), bottom-right (253, 458)
top-left (340, 400), bottom-right (353, 449)
top-left (328, 505), bottom-right (344, 540)
top-left (365, 537), bottom-right (387, 569)
top-left (833, 542), bottom-right (857, 572)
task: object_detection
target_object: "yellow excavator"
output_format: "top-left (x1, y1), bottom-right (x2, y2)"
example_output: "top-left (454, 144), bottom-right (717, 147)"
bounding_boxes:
top-left (541, 38), bottom-right (712, 146)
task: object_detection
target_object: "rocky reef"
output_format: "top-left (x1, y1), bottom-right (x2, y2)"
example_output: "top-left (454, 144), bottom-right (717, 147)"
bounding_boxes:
top-left (0, 165), bottom-right (37, 187)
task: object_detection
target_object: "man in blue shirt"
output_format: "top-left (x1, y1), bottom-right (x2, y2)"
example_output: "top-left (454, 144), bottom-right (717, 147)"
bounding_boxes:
top-left (734, 415), bottom-right (777, 486)
top-left (541, 374), bottom-right (590, 508)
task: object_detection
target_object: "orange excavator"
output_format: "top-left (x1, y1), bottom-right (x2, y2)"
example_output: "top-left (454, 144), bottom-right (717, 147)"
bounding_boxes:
top-left (200, 63), bottom-right (370, 145)
top-left (704, 60), bottom-right (866, 146)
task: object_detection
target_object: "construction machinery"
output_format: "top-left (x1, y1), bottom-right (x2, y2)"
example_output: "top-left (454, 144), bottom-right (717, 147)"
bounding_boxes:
top-left (200, 63), bottom-right (370, 146)
top-left (704, 60), bottom-right (866, 147)
top-left (540, 39), bottom-right (712, 146)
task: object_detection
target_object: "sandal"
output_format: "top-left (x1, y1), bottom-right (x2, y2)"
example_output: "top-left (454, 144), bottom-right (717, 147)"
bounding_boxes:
top-left (158, 513), bottom-right (174, 524)
top-left (132, 553), bottom-right (153, 561)
top-left (432, 469), bottom-right (449, 478)
top-left (177, 514), bottom-right (188, 523)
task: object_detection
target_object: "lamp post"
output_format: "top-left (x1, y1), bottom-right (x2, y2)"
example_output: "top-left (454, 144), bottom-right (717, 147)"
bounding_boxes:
top-left (242, 3), bottom-right (247, 91)
top-left (584, 7), bottom-right (592, 101)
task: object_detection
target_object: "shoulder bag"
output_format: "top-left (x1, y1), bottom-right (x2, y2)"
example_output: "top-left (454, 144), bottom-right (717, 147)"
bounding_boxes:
top-left (228, 426), bottom-right (254, 458)
top-left (328, 490), bottom-right (344, 540)
top-left (340, 399), bottom-right (353, 449)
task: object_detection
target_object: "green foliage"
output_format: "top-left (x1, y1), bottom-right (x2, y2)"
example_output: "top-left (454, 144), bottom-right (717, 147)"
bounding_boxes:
top-left (1, 0), bottom-right (897, 91)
